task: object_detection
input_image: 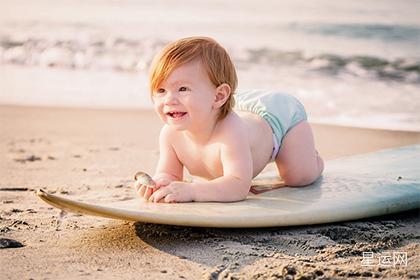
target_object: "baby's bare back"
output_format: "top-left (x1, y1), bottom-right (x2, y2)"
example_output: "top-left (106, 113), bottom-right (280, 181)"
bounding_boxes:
top-left (236, 110), bottom-right (274, 176)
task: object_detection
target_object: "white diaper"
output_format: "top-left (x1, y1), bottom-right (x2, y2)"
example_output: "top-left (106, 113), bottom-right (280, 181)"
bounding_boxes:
top-left (270, 133), bottom-right (280, 162)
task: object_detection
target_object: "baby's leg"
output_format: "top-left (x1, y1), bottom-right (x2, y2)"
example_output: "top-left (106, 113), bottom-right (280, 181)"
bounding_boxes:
top-left (275, 121), bottom-right (324, 186)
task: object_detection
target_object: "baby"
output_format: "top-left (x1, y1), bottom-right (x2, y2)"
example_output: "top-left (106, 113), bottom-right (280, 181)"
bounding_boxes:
top-left (135, 36), bottom-right (324, 203)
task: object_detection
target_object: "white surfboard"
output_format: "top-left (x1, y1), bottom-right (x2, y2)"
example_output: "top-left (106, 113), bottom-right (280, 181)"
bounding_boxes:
top-left (37, 145), bottom-right (420, 228)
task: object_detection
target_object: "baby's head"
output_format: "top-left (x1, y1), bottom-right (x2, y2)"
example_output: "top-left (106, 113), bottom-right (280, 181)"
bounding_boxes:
top-left (149, 36), bottom-right (237, 120)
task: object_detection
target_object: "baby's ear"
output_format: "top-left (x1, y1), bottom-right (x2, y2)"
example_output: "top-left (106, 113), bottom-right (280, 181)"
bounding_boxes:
top-left (213, 83), bottom-right (231, 109)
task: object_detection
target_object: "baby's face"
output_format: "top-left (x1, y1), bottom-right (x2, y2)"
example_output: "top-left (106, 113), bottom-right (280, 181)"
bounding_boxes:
top-left (152, 60), bottom-right (217, 131)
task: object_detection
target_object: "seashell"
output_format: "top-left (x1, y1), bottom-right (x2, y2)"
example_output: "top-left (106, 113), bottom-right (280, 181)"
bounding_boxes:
top-left (134, 171), bottom-right (156, 188)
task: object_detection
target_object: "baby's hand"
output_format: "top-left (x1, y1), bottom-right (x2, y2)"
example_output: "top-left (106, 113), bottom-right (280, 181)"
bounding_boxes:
top-left (148, 181), bottom-right (195, 203)
top-left (135, 173), bottom-right (172, 201)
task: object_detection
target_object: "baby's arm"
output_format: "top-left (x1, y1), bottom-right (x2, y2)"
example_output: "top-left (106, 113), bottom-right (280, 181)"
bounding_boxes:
top-left (192, 126), bottom-right (253, 202)
top-left (154, 125), bottom-right (184, 182)
top-left (137, 125), bottom-right (183, 200)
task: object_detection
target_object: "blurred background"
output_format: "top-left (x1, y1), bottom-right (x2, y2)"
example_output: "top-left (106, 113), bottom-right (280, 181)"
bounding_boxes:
top-left (0, 0), bottom-right (419, 131)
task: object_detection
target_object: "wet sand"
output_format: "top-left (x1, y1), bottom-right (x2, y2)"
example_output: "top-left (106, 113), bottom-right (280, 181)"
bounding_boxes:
top-left (0, 105), bottom-right (419, 279)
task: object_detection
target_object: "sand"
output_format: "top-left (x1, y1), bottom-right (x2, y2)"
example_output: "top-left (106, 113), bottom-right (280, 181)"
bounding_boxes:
top-left (1, 105), bottom-right (419, 279)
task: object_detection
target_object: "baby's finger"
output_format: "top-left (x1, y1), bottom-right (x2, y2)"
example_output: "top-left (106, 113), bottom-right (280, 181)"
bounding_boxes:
top-left (136, 184), bottom-right (146, 197)
top-left (150, 188), bottom-right (169, 203)
top-left (148, 191), bottom-right (157, 202)
top-left (164, 193), bottom-right (176, 203)
top-left (144, 187), bottom-right (153, 200)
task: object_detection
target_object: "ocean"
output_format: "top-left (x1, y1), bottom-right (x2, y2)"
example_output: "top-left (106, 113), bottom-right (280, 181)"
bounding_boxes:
top-left (1, 0), bottom-right (419, 131)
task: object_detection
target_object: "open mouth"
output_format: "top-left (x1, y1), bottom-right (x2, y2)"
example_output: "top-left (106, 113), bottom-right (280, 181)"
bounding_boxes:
top-left (166, 111), bottom-right (187, 119)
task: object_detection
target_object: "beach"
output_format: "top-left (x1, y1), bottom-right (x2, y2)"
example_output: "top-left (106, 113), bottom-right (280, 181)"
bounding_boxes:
top-left (1, 105), bottom-right (419, 279)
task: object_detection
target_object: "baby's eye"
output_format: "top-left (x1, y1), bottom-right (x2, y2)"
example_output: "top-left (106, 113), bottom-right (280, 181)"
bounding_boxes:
top-left (154, 88), bottom-right (166, 96)
top-left (179, 86), bottom-right (189, 92)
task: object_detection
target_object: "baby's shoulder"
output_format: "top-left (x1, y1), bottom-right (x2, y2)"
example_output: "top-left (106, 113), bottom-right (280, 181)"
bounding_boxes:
top-left (159, 124), bottom-right (182, 141)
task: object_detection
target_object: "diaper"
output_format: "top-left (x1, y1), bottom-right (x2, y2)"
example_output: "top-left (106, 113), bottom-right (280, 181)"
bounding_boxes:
top-left (234, 89), bottom-right (307, 161)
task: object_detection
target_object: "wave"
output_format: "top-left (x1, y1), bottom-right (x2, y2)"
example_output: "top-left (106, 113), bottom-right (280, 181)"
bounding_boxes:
top-left (243, 49), bottom-right (420, 83)
top-left (2, 35), bottom-right (418, 84)
top-left (288, 23), bottom-right (420, 43)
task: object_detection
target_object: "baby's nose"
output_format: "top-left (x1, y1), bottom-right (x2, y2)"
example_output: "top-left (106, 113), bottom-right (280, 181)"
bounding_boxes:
top-left (164, 92), bottom-right (179, 104)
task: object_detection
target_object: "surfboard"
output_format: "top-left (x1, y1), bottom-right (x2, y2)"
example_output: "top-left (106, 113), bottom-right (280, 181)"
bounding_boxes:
top-left (37, 145), bottom-right (420, 228)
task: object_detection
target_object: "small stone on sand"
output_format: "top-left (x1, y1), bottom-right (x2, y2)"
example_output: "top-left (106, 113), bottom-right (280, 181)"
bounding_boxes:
top-left (0, 238), bottom-right (24, 249)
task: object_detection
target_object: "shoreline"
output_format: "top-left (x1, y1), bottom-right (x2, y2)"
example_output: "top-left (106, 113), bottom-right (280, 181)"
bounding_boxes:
top-left (3, 102), bottom-right (420, 132)
top-left (2, 104), bottom-right (419, 160)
